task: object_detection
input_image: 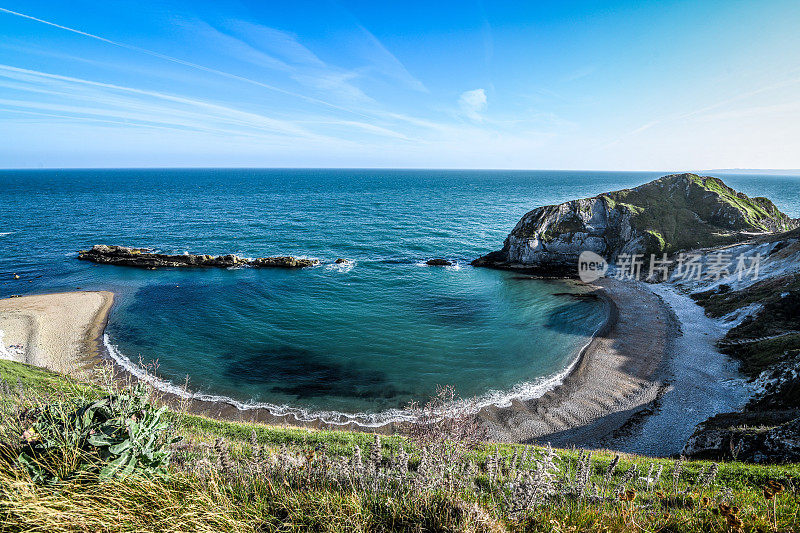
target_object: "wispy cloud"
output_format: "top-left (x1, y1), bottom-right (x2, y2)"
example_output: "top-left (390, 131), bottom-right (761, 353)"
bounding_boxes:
top-left (0, 64), bottom-right (421, 148)
top-left (602, 72), bottom-right (800, 150)
top-left (225, 21), bottom-right (326, 67)
top-left (354, 24), bottom-right (427, 93)
top-left (0, 5), bottom-right (573, 167)
top-left (184, 19), bottom-right (375, 105)
top-left (0, 6), bottom-right (375, 119)
top-left (561, 64), bottom-right (598, 83)
top-left (324, 1), bottom-right (426, 92)
top-left (0, 65), bottom-right (327, 140)
top-left (459, 88), bottom-right (487, 121)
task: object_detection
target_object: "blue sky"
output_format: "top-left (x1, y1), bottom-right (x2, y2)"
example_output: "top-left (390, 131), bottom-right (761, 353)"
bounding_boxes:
top-left (1, 0), bottom-right (799, 169)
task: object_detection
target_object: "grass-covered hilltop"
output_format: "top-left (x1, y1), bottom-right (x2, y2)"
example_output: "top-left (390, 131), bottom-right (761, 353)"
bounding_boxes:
top-left (474, 173), bottom-right (798, 272)
top-left (1, 359), bottom-right (799, 532)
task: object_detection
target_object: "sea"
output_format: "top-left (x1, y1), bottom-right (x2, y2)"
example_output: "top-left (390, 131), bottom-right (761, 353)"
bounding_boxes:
top-left (1, 169), bottom-right (798, 425)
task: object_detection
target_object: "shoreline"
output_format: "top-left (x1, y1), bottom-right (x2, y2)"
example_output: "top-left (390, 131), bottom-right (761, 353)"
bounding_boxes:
top-left (0, 281), bottom-right (735, 456)
top-left (95, 280), bottom-right (617, 433)
top-left (602, 283), bottom-right (752, 456)
top-left (0, 291), bottom-right (114, 376)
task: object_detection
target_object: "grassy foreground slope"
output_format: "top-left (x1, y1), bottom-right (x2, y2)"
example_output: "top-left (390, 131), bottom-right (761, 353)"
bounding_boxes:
top-left (1, 359), bottom-right (799, 533)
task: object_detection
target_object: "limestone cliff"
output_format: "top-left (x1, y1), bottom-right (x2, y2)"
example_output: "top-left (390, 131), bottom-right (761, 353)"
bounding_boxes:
top-left (473, 173), bottom-right (797, 273)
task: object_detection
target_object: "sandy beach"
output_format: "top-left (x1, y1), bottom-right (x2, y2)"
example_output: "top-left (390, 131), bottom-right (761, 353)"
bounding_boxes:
top-left (477, 277), bottom-right (678, 447)
top-left (0, 291), bottom-right (114, 376)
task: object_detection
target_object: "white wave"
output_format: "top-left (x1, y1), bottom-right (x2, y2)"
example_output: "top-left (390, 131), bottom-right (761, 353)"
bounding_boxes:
top-left (0, 330), bottom-right (11, 359)
top-left (325, 260), bottom-right (356, 273)
top-left (102, 317), bottom-right (605, 427)
top-left (416, 259), bottom-right (464, 270)
top-left (0, 330), bottom-right (25, 361)
top-left (0, 232), bottom-right (13, 236)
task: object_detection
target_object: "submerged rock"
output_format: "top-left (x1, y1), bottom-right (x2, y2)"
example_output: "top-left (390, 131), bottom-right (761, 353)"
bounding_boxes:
top-left (426, 258), bottom-right (453, 266)
top-left (473, 173), bottom-right (798, 274)
top-left (334, 258), bottom-right (350, 264)
top-left (78, 245), bottom-right (319, 269)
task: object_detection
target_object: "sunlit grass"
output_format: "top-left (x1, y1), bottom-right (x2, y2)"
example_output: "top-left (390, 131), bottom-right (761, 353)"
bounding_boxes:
top-left (1, 359), bottom-right (798, 532)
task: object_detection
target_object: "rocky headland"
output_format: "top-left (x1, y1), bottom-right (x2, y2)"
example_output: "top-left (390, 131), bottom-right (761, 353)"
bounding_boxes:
top-left (78, 245), bottom-right (319, 269)
top-left (473, 173), bottom-right (797, 275)
top-left (474, 173), bottom-right (800, 462)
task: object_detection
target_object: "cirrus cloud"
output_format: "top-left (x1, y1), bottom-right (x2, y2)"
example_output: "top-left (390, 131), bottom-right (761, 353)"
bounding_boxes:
top-left (459, 88), bottom-right (487, 121)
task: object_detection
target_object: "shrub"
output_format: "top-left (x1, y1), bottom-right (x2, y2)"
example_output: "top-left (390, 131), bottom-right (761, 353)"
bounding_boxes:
top-left (11, 384), bottom-right (179, 483)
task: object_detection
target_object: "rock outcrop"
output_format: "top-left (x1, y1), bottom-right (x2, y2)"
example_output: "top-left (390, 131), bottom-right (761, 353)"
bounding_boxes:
top-left (426, 258), bottom-right (453, 266)
top-left (683, 412), bottom-right (800, 463)
top-left (78, 245), bottom-right (319, 269)
top-left (473, 173), bottom-right (797, 274)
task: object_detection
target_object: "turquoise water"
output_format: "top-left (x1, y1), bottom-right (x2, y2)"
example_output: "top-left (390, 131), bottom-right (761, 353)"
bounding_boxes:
top-left (1, 169), bottom-right (798, 423)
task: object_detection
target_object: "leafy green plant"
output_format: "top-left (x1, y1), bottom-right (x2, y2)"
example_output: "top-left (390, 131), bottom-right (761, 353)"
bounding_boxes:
top-left (15, 384), bottom-right (179, 483)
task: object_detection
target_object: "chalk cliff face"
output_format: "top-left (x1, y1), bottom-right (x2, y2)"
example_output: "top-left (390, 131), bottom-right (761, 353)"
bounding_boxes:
top-left (473, 173), bottom-right (797, 273)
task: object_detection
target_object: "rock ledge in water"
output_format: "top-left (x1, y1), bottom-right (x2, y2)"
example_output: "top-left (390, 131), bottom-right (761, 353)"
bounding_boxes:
top-left (78, 245), bottom-right (319, 269)
top-left (426, 258), bottom-right (453, 266)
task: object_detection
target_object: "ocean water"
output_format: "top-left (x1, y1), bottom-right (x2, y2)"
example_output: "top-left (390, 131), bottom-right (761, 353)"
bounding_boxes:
top-left (1, 169), bottom-right (798, 423)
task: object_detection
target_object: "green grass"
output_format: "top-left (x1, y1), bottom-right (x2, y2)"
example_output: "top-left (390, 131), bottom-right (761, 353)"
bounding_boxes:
top-left (692, 274), bottom-right (800, 319)
top-left (597, 174), bottom-right (796, 256)
top-left (720, 334), bottom-right (800, 378)
top-left (690, 273), bottom-right (800, 383)
top-left (2, 359), bottom-right (800, 532)
top-left (176, 411), bottom-right (800, 491)
top-left (511, 173), bottom-right (795, 256)
top-left (0, 359), bottom-right (100, 398)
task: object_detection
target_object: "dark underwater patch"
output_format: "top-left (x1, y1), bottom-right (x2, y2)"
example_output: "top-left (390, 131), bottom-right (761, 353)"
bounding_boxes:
top-left (417, 294), bottom-right (491, 325)
top-left (224, 345), bottom-right (403, 400)
top-left (543, 300), bottom-right (602, 335)
top-left (106, 320), bottom-right (149, 344)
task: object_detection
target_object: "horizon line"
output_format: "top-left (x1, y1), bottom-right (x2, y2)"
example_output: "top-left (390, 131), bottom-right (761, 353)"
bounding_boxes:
top-left (1, 166), bottom-right (800, 175)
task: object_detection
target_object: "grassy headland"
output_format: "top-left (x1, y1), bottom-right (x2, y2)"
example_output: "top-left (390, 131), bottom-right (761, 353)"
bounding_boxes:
top-left (599, 174), bottom-right (797, 255)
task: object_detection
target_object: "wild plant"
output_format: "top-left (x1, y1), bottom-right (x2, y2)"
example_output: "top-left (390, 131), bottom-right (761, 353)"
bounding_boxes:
top-left (601, 454), bottom-right (620, 497)
top-left (5, 383), bottom-right (178, 483)
top-left (700, 462), bottom-right (719, 489)
top-left (575, 450), bottom-right (593, 497)
top-left (7, 373), bottom-right (780, 532)
top-left (614, 463), bottom-right (638, 495)
top-left (368, 433), bottom-right (382, 473)
top-left (672, 456), bottom-right (685, 492)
